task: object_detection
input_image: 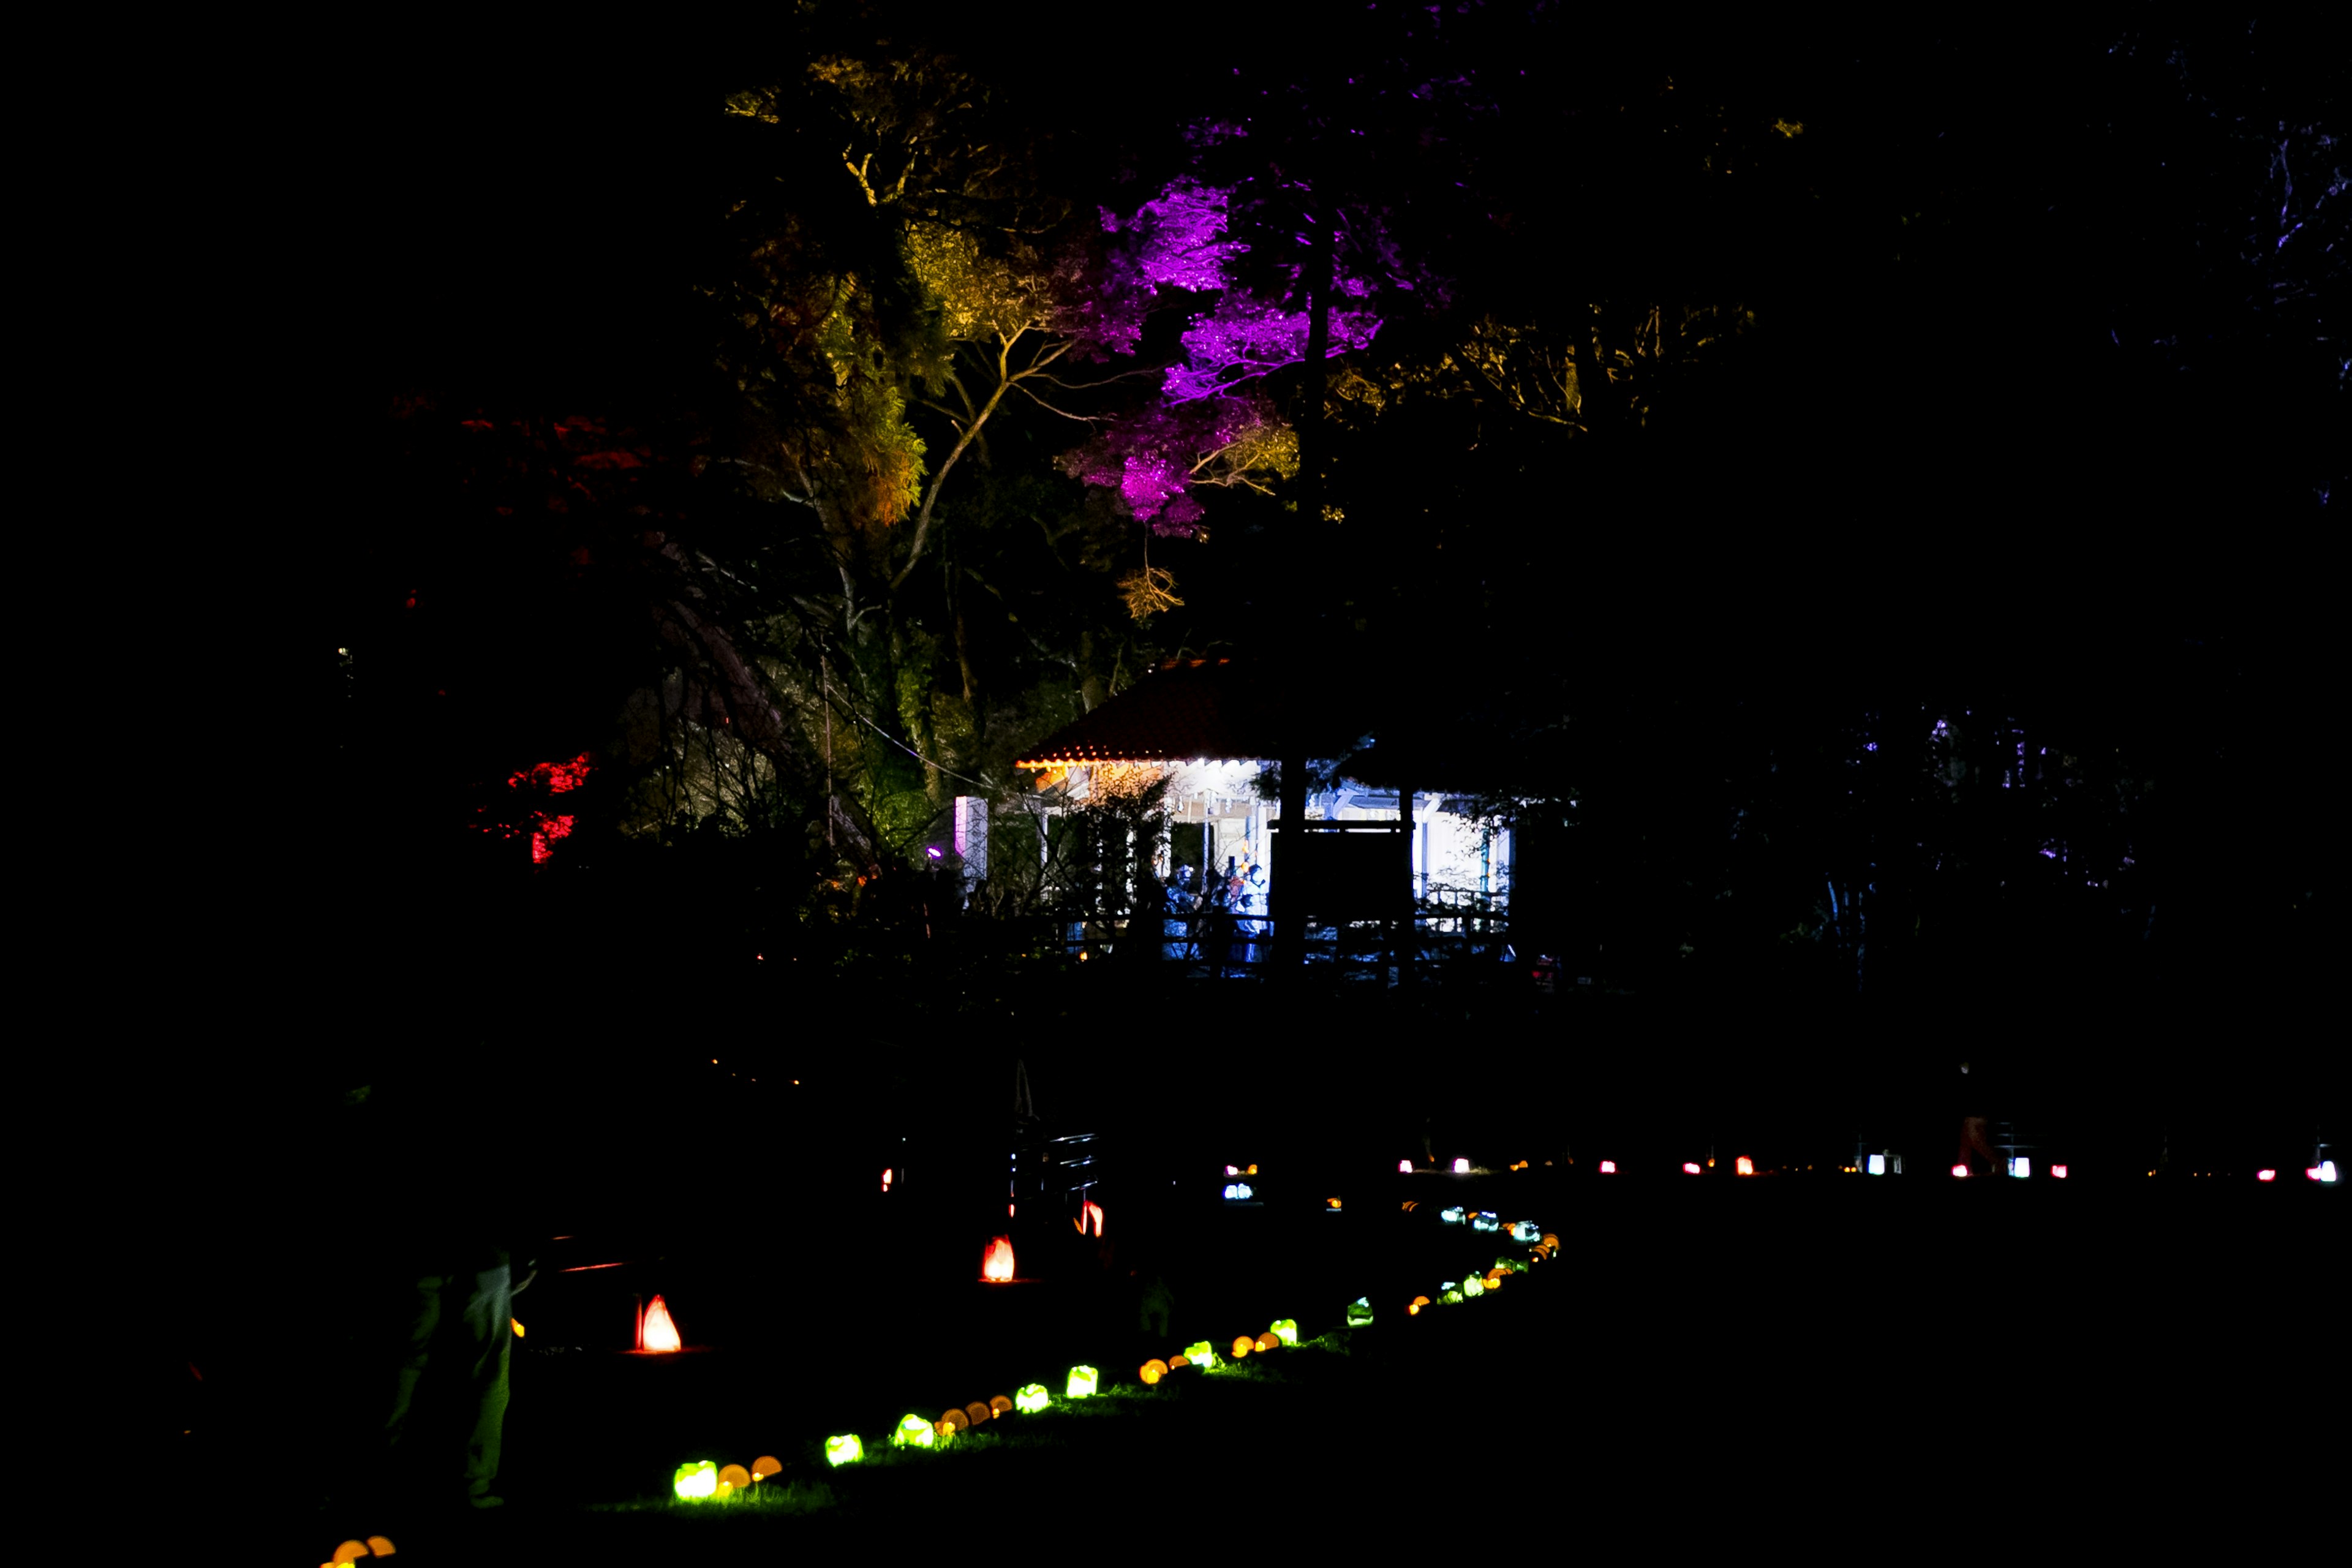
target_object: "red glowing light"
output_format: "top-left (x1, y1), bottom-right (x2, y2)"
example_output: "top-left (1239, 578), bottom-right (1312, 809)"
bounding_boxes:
top-left (1074, 1200), bottom-right (1104, 1237)
top-left (981, 1235), bottom-right (1015, 1283)
top-left (505, 753), bottom-right (592, 864)
top-left (2256, 1169), bottom-right (2277, 1182)
top-left (1599, 1161), bottom-right (1617, 1174)
top-left (881, 1168), bottom-right (892, 1192)
top-left (639, 1294), bottom-right (682, 1353)
top-left (1951, 1164), bottom-right (1970, 1178)
top-left (2051, 1164), bottom-right (2068, 1178)
top-left (1681, 1162), bottom-right (1701, 1175)
top-left (1735, 1156), bottom-right (1755, 1177)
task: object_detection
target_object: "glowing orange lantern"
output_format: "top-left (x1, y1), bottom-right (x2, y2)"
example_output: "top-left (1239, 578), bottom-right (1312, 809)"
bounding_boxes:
top-left (941, 1408), bottom-right (970, 1431)
top-left (718, 1463), bottom-right (752, 1491)
top-left (639, 1295), bottom-right (682, 1354)
top-left (964, 1401), bottom-right (991, 1427)
top-left (989, 1395), bottom-right (1012, 1415)
top-left (1540, 1233), bottom-right (1560, 1250)
top-left (750, 1455), bottom-right (782, 1482)
top-left (1735, 1156), bottom-right (1755, 1177)
top-left (981, 1235), bottom-right (1015, 1283)
top-left (1230, 1335), bottom-right (1254, 1359)
top-left (1167, 1354), bottom-right (1189, 1369)
top-left (1408, 1294), bottom-right (1431, 1316)
top-left (1140, 1358), bottom-right (1169, 1385)
top-left (1253, 1333), bottom-right (1278, 1353)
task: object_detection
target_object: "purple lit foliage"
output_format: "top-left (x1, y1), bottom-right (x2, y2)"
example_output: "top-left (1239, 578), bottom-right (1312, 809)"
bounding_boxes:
top-left (1057, 393), bottom-right (1295, 535)
top-left (1064, 175), bottom-right (1408, 527)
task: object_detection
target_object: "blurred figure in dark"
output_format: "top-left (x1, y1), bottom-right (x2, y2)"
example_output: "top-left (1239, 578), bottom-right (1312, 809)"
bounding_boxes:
top-left (337, 1050), bottom-right (551, 1523)
top-left (1957, 1059), bottom-right (2002, 1177)
top-left (1164, 865), bottom-right (1200, 961)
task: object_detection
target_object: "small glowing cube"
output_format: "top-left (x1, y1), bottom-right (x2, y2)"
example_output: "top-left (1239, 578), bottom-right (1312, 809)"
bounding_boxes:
top-left (673, 1460), bottom-right (719, 1499)
top-left (1398, 1159), bottom-right (1412, 1173)
top-left (1866, 1155), bottom-right (1885, 1176)
top-left (1599, 1159), bottom-right (1617, 1174)
top-left (2051, 1164), bottom-right (2068, 1179)
top-left (1269, 1318), bottom-right (1300, 1346)
top-left (1066, 1365), bottom-right (1099, 1399)
top-left (1013, 1384), bottom-right (1050, 1414)
top-left (1453, 1158), bottom-right (1471, 1173)
top-left (892, 1414), bottom-right (937, 1449)
top-left (2010, 1157), bottom-right (2030, 1178)
top-left (1951, 1164), bottom-right (1970, 1178)
top-left (2317, 1161), bottom-right (2339, 1183)
top-left (1440, 1206), bottom-right (1466, 1224)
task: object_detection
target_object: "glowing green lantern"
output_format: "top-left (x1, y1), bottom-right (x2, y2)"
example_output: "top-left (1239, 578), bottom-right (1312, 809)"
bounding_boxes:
top-left (1495, 1255), bottom-right (1529, 1273)
top-left (1269, 1318), bottom-right (1300, 1347)
top-left (1066, 1365), bottom-right (1099, 1398)
top-left (1439, 1284), bottom-right (1464, 1305)
top-left (891, 1414), bottom-right (937, 1450)
top-left (1014, 1383), bottom-right (1050, 1414)
top-left (673, 1460), bottom-right (719, 1500)
top-left (1346, 1297), bottom-right (1374, 1327)
top-left (1461, 1274), bottom-right (1485, 1297)
top-left (824, 1434), bottom-right (864, 1467)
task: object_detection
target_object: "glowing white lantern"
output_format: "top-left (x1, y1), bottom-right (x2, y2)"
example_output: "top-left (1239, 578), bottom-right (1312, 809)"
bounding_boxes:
top-left (1453, 1158), bottom-right (1470, 1174)
top-left (1599, 1160), bottom-right (1617, 1174)
top-left (1439, 1205), bottom-right (1466, 1224)
top-left (2257, 1169), bottom-right (2277, 1182)
top-left (2051, 1164), bottom-right (2067, 1178)
top-left (1509, 1221), bottom-right (1541, 1242)
top-left (1221, 1182), bottom-right (1254, 1200)
top-left (1472, 1212), bottom-right (1499, 1232)
top-left (1225, 1164), bottom-right (1239, 1176)
top-left (1866, 1155), bottom-right (1886, 1176)
top-left (2312, 1161), bottom-right (2339, 1183)
top-left (1398, 1159), bottom-right (1411, 1173)
top-left (2010, 1157), bottom-right (2030, 1178)
top-left (1682, 1163), bottom-right (1702, 1175)
top-left (1735, 1156), bottom-right (1755, 1177)
top-left (1951, 1164), bottom-right (1969, 1178)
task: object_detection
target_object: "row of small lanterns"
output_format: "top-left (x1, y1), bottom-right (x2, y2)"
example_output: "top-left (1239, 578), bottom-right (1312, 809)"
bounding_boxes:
top-left (668, 1204), bottom-right (1560, 1503)
top-left (667, 1320), bottom-right (1310, 1500)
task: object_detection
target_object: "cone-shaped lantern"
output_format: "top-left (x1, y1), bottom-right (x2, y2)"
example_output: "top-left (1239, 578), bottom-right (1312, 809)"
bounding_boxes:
top-left (641, 1295), bottom-right (682, 1353)
top-left (982, 1235), bottom-right (1016, 1283)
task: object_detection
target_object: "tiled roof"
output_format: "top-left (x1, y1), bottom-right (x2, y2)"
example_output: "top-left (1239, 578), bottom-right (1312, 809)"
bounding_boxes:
top-left (1014, 658), bottom-right (1292, 767)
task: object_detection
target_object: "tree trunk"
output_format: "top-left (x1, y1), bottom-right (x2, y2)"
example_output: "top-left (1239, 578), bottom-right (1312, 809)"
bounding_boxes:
top-left (1275, 203), bottom-right (1334, 975)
